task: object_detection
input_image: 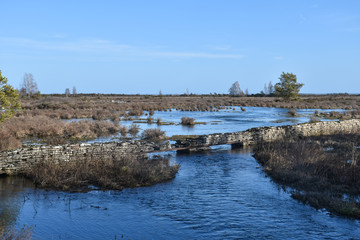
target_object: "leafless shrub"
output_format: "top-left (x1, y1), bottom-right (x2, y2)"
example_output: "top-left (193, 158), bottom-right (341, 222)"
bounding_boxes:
top-left (147, 116), bottom-right (153, 124)
top-left (141, 128), bottom-right (167, 142)
top-left (288, 109), bottom-right (297, 117)
top-left (156, 118), bottom-right (162, 125)
top-left (0, 225), bottom-right (33, 240)
top-left (119, 126), bottom-right (128, 137)
top-left (0, 129), bottom-right (21, 151)
top-left (254, 134), bottom-right (360, 218)
top-left (181, 117), bottom-right (195, 126)
top-left (128, 124), bottom-right (140, 137)
top-left (309, 116), bottom-right (321, 123)
top-left (24, 155), bottom-right (179, 191)
top-left (128, 108), bottom-right (143, 116)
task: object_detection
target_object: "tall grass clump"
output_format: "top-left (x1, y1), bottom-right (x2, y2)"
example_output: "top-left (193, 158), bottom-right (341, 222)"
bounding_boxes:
top-left (128, 124), bottom-right (140, 138)
top-left (141, 128), bottom-right (167, 142)
top-left (254, 134), bottom-right (360, 219)
top-left (24, 155), bottom-right (179, 191)
top-left (0, 226), bottom-right (33, 240)
top-left (181, 117), bottom-right (195, 126)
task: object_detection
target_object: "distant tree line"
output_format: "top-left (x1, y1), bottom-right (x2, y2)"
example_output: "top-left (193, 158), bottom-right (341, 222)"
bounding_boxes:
top-left (229, 72), bottom-right (303, 101)
top-left (65, 86), bottom-right (77, 97)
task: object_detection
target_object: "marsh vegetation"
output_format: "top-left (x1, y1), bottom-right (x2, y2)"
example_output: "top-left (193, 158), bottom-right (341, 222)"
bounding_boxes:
top-left (254, 134), bottom-right (360, 219)
top-left (2, 93), bottom-right (359, 151)
top-left (24, 154), bottom-right (179, 192)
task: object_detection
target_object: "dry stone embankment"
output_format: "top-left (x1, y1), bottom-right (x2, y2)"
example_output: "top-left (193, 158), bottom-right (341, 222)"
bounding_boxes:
top-left (1, 119), bottom-right (360, 175)
top-left (174, 119), bottom-right (360, 148)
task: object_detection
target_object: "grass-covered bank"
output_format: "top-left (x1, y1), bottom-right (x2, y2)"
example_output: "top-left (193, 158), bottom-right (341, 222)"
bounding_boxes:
top-left (2, 93), bottom-right (360, 151)
top-left (23, 154), bottom-right (179, 192)
top-left (253, 134), bottom-right (360, 219)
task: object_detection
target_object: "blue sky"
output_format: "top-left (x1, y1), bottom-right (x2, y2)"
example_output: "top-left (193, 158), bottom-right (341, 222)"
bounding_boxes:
top-left (1, 0), bottom-right (359, 94)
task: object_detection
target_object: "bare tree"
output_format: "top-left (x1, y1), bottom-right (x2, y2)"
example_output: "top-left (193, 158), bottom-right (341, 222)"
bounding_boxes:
top-left (229, 81), bottom-right (243, 96)
top-left (263, 83), bottom-right (269, 95)
top-left (268, 81), bottom-right (274, 95)
top-left (20, 73), bottom-right (39, 97)
top-left (65, 88), bottom-right (70, 97)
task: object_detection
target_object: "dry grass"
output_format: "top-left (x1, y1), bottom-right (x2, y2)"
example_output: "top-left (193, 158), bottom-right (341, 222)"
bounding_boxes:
top-left (2, 93), bottom-right (360, 151)
top-left (24, 155), bottom-right (179, 191)
top-left (181, 117), bottom-right (195, 126)
top-left (0, 226), bottom-right (33, 240)
top-left (141, 128), bottom-right (167, 142)
top-left (128, 124), bottom-right (140, 137)
top-left (0, 115), bottom-right (123, 150)
top-left (254, 134), bottom-right (360, 218)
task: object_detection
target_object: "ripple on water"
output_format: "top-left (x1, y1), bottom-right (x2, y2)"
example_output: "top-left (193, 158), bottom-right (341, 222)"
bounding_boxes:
top-left (1, 148), bottom-right (360, 239)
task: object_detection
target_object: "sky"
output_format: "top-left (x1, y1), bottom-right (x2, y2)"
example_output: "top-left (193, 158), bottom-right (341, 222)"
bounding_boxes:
top-left (0, 0), bottom-right (359, 94)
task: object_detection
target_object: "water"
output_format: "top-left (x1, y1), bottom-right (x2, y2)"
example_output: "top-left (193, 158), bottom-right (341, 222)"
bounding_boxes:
top-left (1, 147), bottom-right (359, 239)
top-left (89, 107), bottom-right (343, 143)
top-left (2, 108), bottom-right (358, 239)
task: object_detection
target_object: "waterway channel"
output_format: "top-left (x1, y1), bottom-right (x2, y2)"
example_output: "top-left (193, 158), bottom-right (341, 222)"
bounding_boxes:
top-left (1, 107), bottom-right (359, 239)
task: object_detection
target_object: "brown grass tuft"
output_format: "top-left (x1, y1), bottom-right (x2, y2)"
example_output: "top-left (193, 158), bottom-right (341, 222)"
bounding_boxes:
top-left (24, 155), bottom-right (179, 191)
top-left (181, 117), bottom-right (195, 126)
top-left (141, 128), bottom-right (167, 142)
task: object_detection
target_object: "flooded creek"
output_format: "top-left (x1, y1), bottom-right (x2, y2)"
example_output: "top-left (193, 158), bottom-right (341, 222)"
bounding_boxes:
top-left (1, 107), bottom-right (358, 239)
top-left (1, 148), bottom-right (359, 239)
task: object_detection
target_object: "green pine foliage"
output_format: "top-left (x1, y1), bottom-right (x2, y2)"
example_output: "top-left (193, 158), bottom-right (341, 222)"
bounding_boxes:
top-left (274, 72), bottom-right (304, 101)
top-left (0, 70), bottom-right (21, 122)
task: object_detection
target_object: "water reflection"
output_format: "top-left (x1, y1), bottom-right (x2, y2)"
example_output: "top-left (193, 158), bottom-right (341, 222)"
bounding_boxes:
top-left (0, 177), bottom-right (33, 232)
top-left (1, 149), bottom-right (359, 239)
top-left (87, 107), bottom-right (343, 143)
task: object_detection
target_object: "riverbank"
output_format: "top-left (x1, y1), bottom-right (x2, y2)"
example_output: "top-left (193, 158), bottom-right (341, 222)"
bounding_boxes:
top-left (253, 133), bottom-right (360, 219)
top-left (24, 154), bottom-right (179, 192)
top-left (2, 94), bottom-right (359, 151)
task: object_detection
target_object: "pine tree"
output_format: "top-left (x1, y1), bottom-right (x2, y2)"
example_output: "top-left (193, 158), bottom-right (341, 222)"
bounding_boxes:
top-left (274, 72), bottom-right (304, 101)
top-left (0, 70), bottom-right (21, 122)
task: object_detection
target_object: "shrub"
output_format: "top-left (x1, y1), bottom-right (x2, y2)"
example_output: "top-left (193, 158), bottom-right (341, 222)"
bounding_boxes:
top-left (156, 118), bottom-right (162, 125)
top-left (120, 126), bottom-right (128, 137)
top-left (181, 117), bottom-right (195, 126)
top-left (141, 128), bottom-right (167, 142)
top-left (288, 109), bottom-right (297, 117)
top-left (24, 155), bottom-right (179, 191)
top-left (128, 108), bottom-right (143, 116)
top-left (0, 225), bottom-right (33, 240)
top-left (147, 116), bottom-right (153, 124)
top-left (0, 129), bottom-right (21, 151)
top-left (309, 116), bottom-right (321, 123)
top-left (128, 124), bottom-right (140, 137)
top-left (254, 134), bottom-right (360, 218)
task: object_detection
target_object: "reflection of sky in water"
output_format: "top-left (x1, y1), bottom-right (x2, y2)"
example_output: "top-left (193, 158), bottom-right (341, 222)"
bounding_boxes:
top-left (89, 107), bottom-right (345, 142)
top-left (2, 150), bottom-right (360, 239)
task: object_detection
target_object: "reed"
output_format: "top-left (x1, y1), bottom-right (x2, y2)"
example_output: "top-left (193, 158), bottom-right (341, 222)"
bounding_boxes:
top-left (254, 134), bottom-right (360, 218)
top-left (181, 117), bottom-right (195, 126)
top-left (24, 155), bottom-right (179, 192)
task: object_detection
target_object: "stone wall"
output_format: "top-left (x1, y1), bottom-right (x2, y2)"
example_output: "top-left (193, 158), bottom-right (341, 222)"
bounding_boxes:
top-left (175, 119), bottom-right (360, 148)
top-left (0, 141), bottom-right (172, 175)
top-left (1, 119), bottom-right (360, 175)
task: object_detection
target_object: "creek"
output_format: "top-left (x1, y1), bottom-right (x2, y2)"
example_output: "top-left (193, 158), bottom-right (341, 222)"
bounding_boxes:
top-left (1, 107), bottom-right (358, 239)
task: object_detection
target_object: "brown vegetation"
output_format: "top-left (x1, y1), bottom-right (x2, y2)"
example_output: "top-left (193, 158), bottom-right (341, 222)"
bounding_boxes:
top-left (0, 115), bottom-right (122, 151)
top-left (318, 110), bottom-right (360, 120)
top-left (24, 154), bottom-right (179, 192)
top-left (1, 93), bottom-right (360, 151)
top-left (0, 226), bottom-right (33, 240)
top-left (254, 134), bottom-right (360, 218)
top-left (141, 128), bottom-right (167, 142)
top-left (181, 117), bottom-right (195, 126)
